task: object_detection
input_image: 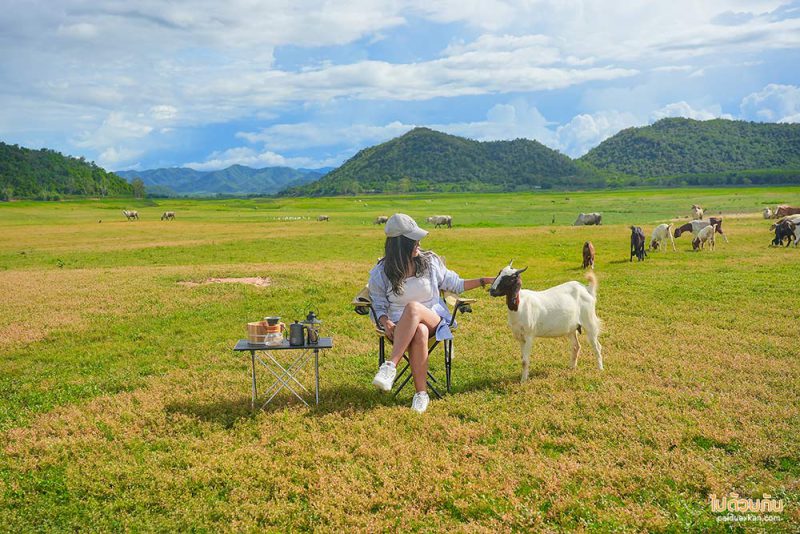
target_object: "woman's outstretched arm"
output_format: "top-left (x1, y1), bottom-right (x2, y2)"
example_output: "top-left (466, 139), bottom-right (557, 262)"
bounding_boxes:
top-left (462, 277), bottom-right (495, 291)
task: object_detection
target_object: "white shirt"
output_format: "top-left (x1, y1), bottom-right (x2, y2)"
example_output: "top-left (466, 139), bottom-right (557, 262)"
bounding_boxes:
top-left (387, 275), bottom-right (433, 321)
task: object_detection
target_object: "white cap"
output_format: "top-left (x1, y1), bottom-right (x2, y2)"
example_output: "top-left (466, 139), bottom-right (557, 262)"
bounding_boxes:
top-left (385, 213), bottom-right (428, 241)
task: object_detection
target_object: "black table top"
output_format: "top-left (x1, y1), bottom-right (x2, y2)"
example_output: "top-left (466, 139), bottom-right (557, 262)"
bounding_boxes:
top-left (234, 337), bottom-right (333, 351)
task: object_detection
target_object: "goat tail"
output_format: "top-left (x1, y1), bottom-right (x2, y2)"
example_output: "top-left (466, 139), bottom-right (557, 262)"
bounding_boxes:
top-left (585, 271), bottom-right (598, 298)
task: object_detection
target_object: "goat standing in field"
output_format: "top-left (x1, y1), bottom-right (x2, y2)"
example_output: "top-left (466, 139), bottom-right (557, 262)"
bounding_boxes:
top-left (649, 223), bottom-right (676, 252)
top-left (161, 211), bottom-right (175, 221)
top-left (696, 224), bottom-right (717, 251)
top-left (582, 241), bottom-right (595, 269)
top-left (675, 217), bottom-right (728, 248)
top-left (772, 219), bottom-right (796, 247)
top-left (489, 262), bottom-right (603, 381)
top-left (122, 210), bottom-right (139, 221)
top-left (630, 226), bottom-right (646, 261)
top-left (692, 204), bottom-right (704, 220)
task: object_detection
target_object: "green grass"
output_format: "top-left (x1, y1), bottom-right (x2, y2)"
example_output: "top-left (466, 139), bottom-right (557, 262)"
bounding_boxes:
top-left (0, 187), bottom-right (798, 531)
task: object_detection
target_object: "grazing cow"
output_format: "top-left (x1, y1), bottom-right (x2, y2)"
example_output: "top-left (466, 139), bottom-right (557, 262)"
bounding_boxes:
top-left (122, 210), bottom-right (139, 221)
top-left (374, 216), bottom-right (389, 225)
top-left (691, 204), bottom-right (704, 220)
top-left (772, 219), bottom-right (796, 247)
top-left (582, 241), bottom-right (595, 269)
top-left (426, 215), bottom-right (452, 228)
top-left (775, 205), bottom-right (800, 218)
top-left (630, 226), bottom-right (646, 262)
top-left (675, 217), bottom-right (728, 248)
top-left (161, 211), bottom-right (175, 221)
top-left (573, 212), bottom-right (602, 226)
top-left (763, 207), bottom-right (773, 219)
top-left (317, 215), bottom-right (329, 221)
top-left (649, 223), bottom-right (676, 252)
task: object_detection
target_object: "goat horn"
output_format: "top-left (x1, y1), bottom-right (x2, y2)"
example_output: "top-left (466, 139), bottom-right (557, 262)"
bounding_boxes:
top-left (514, 267), bottom-right (528, 275)
top-left (508, 259), bottom-right (514, 267)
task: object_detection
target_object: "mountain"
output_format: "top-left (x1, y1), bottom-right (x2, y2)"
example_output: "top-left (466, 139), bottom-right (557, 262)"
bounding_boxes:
top-left (281, 127), bottom-right (593, 196)
top-left (0, 142), bottom-right (133, 200)
top-left (116, 164), bottom-right (326, 196)
top-left (579, 118), bottom-right (800, 177)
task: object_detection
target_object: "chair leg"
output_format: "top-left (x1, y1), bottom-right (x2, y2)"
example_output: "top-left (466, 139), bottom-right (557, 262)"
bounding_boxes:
top-left (378, 336), bottom-right (385, 367)
top-left (445, 340), bottom-right (452, 393)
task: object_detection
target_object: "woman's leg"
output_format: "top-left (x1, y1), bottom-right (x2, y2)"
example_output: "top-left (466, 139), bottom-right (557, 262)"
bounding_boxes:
top-left (389, 301), bottom-right (441, 365)
top-left (409, 323), bottom-right (430, 392)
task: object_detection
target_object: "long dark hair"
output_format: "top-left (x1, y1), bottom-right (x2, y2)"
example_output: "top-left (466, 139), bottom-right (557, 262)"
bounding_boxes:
top-left (382, 235), bottom-right (431, 295)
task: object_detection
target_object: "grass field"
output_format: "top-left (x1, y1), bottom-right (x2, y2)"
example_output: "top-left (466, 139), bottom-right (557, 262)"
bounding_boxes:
top-left (0, 187), bottom-right (798, 532)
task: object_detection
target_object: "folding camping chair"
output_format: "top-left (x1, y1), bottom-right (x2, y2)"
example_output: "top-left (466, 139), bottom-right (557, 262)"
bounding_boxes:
top-left (352, 286), bottom-right (476, 399)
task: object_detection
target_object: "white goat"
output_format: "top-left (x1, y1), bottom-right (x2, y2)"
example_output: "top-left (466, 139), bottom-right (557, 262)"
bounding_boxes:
top-left (489, 262), bottom-right (603, 381)
top-left (692, 204), bottom-right (704, 220)
top-left (649, 223), bottom-right (676, 251)
top-left (763, 207), bottom-right (773, 219)
top-left (696, 224), bottom-right (717, 250)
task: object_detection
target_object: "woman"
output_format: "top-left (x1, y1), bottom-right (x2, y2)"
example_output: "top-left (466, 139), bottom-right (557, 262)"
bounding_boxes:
top-left (368, 213), bottom-right (495, 413)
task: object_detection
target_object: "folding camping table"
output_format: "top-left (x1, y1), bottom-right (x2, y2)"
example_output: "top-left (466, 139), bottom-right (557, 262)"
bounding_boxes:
top-left (233, 337), bottom-right (333, 410)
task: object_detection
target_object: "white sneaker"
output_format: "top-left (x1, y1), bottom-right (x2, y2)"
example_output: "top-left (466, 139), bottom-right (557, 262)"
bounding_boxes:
top-left (411, 391), bottom-right (430, 413)
top-left (372, 361), bottom-right (396, 392)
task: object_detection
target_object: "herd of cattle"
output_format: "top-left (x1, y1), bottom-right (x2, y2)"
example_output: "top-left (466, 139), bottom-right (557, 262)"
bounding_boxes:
top-left (121, 210), bottom-right (175, 221)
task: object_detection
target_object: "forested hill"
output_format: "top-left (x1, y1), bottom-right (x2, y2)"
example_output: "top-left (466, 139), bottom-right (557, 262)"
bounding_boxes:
top-left (0, 142), bottom-right (132, 200)
top-left (283, 127), bottom-right (592, 196)
top-left (579, 118), bottom-right (800, 177)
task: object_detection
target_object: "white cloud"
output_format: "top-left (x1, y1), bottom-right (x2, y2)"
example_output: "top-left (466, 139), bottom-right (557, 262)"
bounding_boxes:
top-left (555, 111), bottom-right (641, 157)
top-left (237, 121), bottom-right (414, 151)
top-left (650, 101), bottom-right (733, 121)
top-left (150, 105), bottom-right (178, 121)
top-left (184, 146), bottom-right (340, 171)
top-left (97, 146), bottom-right (143, 168)
top-left (1, 0), bottom-right (799, 169)
top-left (432, 101), bottom-right (557, 146)
top-left (740, 83), bottom-right (800, 122)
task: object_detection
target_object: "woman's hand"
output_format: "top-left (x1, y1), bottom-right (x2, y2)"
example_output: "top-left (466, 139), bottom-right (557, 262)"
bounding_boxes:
top-left (383, 319), bottom-right (396, 341)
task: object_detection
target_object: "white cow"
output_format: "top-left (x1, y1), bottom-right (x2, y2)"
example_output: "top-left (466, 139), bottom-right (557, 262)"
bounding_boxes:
top-left (573, 213), bottom-right (602, 226)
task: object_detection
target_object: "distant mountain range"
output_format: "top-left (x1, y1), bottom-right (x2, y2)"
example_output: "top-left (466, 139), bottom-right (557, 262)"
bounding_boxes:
top-left (283, 119), bottom-right (800, 195)
top-left (116, 164), bottom-right (330, 197)
top-left (3, 118), bottom-right (800, 200)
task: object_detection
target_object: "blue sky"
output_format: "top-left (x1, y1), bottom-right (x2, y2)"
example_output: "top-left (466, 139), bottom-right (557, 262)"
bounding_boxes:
top-left (1, 1), bottom-right (799, 172)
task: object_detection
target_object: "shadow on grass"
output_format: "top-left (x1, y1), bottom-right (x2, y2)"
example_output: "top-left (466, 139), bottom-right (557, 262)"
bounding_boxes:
top-left (165, 374), bottom-right (517, 425)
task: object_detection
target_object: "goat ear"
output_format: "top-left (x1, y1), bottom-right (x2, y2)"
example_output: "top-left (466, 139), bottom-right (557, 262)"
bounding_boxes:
top-left (508, 259), bottom-right (514, 268)
top-left (514, 267), bottom-right (528, 276)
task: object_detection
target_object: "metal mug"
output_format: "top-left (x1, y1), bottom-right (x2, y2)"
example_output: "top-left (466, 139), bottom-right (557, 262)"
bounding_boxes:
top-left (289, 321), bottom-right (306, 346)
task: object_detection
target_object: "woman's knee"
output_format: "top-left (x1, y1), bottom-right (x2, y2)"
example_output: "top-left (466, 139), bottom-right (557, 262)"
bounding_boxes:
top-left (402, 301), bottom-right (425, 317)
top-left (413, 323), bottom-right (429, 342)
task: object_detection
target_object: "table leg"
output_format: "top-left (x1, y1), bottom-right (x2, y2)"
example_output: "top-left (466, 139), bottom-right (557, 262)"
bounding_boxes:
top-left (314, 348), bottom-right (320, 405)
top-left (250, 350), bottom-right (257, 411)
